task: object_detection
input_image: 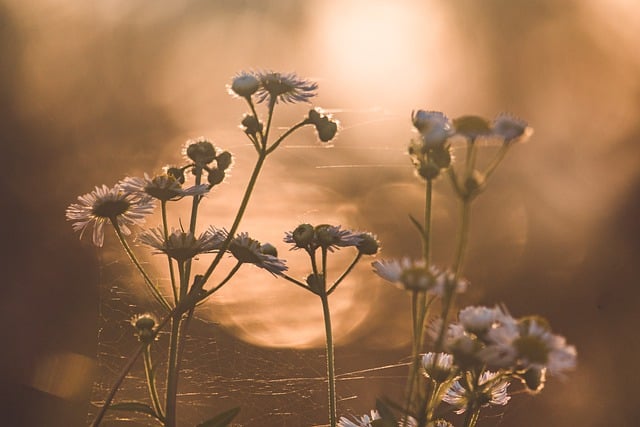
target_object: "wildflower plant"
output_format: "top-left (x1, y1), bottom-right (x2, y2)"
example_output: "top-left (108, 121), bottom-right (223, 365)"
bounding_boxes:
top-left (66, 71), bottom-right (575, 427)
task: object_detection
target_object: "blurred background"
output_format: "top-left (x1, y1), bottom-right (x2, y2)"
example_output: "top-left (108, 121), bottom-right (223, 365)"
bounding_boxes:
top-left (2, 0), bottom-right (640, 425)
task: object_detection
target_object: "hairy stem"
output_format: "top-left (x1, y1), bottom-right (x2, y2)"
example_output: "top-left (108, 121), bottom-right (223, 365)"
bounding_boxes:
top-left (320, 292), bottom-right (337, 427)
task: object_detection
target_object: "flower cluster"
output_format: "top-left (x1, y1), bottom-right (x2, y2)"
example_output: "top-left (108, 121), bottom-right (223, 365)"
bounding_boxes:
top-left (182, 137), bottom-right (233, 186)
top-left (230, 70), bottom-right (318, 104)
top-left (440, 306), bottom-right (576, 393)
top-left (408, 110), bottom-right (532, 183)
top-left (284, 223), bottom-right (375, 254)
top-left (337, 410), bottom-right (380, 427)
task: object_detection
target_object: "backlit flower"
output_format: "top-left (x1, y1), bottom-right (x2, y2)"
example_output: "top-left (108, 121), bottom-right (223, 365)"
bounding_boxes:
top-left (229, 71), bottom-right (260, 98)
top-left (138, 227), bottom-right (225, 262)
top-left (183, 137), bottom-right (218, 166)
top-left (66, 184), bottom-right (155, 247)
top-left (411, 110), bottom-right (453, 148)
top-left (255, 71), bottom-right (318, 104)
top-left (492, 113), bottom-right (533, 144)
top-left (372, 259), bottom-right (442, 292)
top-left (337, 410), bottom-right (380, 427)
top-left (120, 173), bottom-right (210, 201)
top-left (443, 371), bottom-right (510, 414)
top-left (230, 232), bottom-right (288, 275)
top-left (422, 352), bottom-right (456, 383)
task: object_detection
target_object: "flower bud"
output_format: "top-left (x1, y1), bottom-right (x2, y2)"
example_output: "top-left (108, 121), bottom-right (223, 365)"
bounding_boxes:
top-left (520, 366), bottom-right (546, 394)
top-left (241, 115), bottom-right (263, 136)
top-left (186, 139), bottom-right (216, 166)
top-left (216, 151), bottom-right (233, 171)
top-left (419, 161), bottom-right (441, 180)
top-left (357, 233), bottom-right (379, 255)
top-left (132, 314), bottom-right (156, 344)
top-left (430, 145), bottom-right (452, 169)
top-left (260, 242), bottom-right (278, 257)
top-left (316, 118), bottom-right (338, 142)
top-left (315, 224), bottom-right (337, 248)
top-left (166, 167), bottom-right (185, 184)
top-left (307, 108), bottom-right (322, 124)
top-left (207, 168), bottom-right (225, 186)
top-left (306, 273), bottom-right (325, 295)
top-left (411, 110), bottom-right (451, 148)
top-left (231, 73), bottom-right (260, 97)
top-left (292, 223), bottom-right (315, 248)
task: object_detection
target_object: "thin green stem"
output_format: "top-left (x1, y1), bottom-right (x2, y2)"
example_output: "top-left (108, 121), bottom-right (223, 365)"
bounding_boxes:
top-left (309, 248), bottom-right (320, 278)
top-left (183, 169), bottom-right (203, 295)
top-left (202, 261), bottom-right (243, 297)
top-left (452, 199), bottom-right (471, 276)
top-left (484, 144), bottom-right (511, 180)
top-left (279, 273), bottom-right (311, 292)
top-left (200, 152), bottom-right (267, 287)
top-left (435, 198), bottom-right (471, 352)
top-left (143, 344), bottom-right (165, 420)
top-left (261, 98), bottom-right (277, 149)
top-left (265, 120), bottom-right (310, 155)
top-left (110, 220), bottom-right (171, 313)
top-left (327, 252), bottom-right (362, 295)
top-left (320, 292), bottom-right (337, 427)
top-left (164, 314), bottom-right (182, 427)
top-left (165, 260), bottom-right (188, 427)
top-left (463, 405), bottom-right (481, 427)
top-left (321, 247), bottom-right (328, 291)
top-left (423, 178), bottom-right (433, 264)
top-left (161, 201), bottom-right (179, 305)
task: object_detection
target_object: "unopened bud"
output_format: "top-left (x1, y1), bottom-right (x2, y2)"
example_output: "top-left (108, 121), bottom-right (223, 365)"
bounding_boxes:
top-left (186, 139), bottom-right (216, 165)
top-left (231, 73), bottom-right (260, 97)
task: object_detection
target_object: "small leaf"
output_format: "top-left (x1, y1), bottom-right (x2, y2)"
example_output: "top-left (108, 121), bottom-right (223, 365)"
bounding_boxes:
top-left (196, 407), bottom-right (241, 427)
top-left (108, 401), bottom-right (162, 421)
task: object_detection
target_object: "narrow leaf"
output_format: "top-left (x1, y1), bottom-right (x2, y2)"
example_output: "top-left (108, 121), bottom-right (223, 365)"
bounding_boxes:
top-left (408, 214), bottom-right (426, 237)
top-left (196, 407), bottom-right (241, 427)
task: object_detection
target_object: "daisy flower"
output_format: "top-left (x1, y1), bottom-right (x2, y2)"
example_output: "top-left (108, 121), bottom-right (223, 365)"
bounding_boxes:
top-left (372, 258), bottom-right (442, 292)
top-left (422, 352), bottom-right (456, 383)
top-left (120, 173), bottom-right (210, 201)
top-left (443, 371), bottom-right (510, 414)
top-left (137, 227), bottom-right (226, 262)
top-left (255, 71), bottom-right (318, 104)
top-left (66, 184), bottom-right (155, 247)
top-left (481, 316), bottom-right (577, 376)
top-left (458, 305), bottom-right (505, 336)
top-left (337, 410), bottom-right (380, 427)
top-left (229, 232), bottom-right (288, 275)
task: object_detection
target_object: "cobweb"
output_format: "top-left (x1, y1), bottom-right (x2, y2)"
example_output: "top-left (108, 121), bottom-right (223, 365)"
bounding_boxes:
top-left (88, 250), bottom-right (409, 427)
